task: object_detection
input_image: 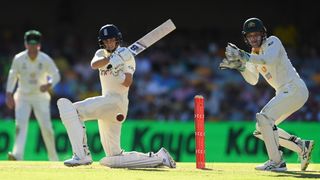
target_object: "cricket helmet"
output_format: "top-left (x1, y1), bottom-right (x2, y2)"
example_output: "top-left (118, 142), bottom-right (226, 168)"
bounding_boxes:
top-left (98, 24), bottom-right (122, 49)
top-left (242, 18), bottom-right (267, 46)
top-left (24, 30), bottom-right (42, 45)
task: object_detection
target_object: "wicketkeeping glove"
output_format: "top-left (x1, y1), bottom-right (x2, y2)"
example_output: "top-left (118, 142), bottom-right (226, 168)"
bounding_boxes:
top-left (225, 43), bottom-right (250, 63)
top-left (219, 58), bottom-right (246, 72)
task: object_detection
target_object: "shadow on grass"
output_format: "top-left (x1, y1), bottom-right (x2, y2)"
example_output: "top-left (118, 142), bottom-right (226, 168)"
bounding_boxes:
top-left (269, 170), bottom-right (320, 179)
top-left (197, 167), bottom-right (214, 171)
top-left (127, 168), bottom-right (168, 172)
top-left (126, 167), bottom-right (215, 172)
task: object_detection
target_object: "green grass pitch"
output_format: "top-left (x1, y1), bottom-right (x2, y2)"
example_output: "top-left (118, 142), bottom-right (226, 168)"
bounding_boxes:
top-left (0, 161), bottom-right (319, 180)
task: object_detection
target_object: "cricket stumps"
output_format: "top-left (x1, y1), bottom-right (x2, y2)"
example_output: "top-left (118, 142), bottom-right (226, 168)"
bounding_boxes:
top-left (194, 95), bottom-right (205, 169)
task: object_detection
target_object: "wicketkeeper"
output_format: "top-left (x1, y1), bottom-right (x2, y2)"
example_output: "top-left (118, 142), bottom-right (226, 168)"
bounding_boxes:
top-left (220, 17), bottom-right (314, 171)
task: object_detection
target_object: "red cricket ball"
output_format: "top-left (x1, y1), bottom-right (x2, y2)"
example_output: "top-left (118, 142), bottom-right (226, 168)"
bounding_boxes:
top-left (116, 113), bottom-right (124, 121)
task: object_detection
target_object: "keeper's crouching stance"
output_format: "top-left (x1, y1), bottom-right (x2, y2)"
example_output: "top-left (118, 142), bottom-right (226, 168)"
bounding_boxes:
top-left (57, 24), bottom-right (176, 168)
top-left (220, 17), bottom-right (314, 171)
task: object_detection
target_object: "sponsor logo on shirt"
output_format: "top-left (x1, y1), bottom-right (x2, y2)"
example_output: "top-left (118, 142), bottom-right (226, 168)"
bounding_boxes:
top-left (265, 72), bottom-right (272, 80)
top-left (261, 66), bottom-right (272, 80)
top-left (99, 68), bottom-right (112, 76)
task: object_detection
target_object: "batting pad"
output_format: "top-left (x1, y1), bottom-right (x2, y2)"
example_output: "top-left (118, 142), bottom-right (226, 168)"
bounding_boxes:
top-left (57, 98), bottom-right (86, 159)
top-left (100, 151), bottom-right (163, 168)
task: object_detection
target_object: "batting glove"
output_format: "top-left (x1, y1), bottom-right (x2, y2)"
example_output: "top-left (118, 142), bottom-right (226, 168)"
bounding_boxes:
top-left (115, 47), bottom-right (134, 62)
top-left (108, 53), bottom-right (124, 72)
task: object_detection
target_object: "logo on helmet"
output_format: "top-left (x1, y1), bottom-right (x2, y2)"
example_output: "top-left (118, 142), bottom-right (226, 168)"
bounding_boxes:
top-left (248, 22), bottom-right (256, 28)
top-left (98, 24), bottom-right (123, 51)
top-left (103, 29), bottom-right (108, 36)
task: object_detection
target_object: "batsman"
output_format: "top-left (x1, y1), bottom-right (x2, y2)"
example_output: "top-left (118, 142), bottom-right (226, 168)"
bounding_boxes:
top-left (220, 17), bottom-right (314, 171)
top-left (57, 24), bottom-right (176, 168)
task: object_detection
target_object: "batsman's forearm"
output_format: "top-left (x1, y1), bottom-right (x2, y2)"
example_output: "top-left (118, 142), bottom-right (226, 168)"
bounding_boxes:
top-left (91, 57), bottom-right (110, 69)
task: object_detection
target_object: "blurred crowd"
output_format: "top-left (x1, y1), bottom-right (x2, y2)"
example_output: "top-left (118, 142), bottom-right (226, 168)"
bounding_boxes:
top-left (1, 25), bottom-right (320, 122)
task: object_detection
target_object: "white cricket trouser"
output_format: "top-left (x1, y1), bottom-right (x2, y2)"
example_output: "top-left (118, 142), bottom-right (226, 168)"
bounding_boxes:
top-left (255, 78), bottom-right (309, 156)
top-left (74, 92), bottom-right (128, 156)
top-left (12, 92), bottom-right (58, 161)
top-left (261, 78), bottom-right (308, 124)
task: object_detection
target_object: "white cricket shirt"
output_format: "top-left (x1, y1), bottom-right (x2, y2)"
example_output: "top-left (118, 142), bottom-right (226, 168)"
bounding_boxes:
top-left (244, 36), bottom-right (301, 90)
top-left (6, 50), bottom-right (60, 94)
top-left (92, 48), bottom-right (136, 96)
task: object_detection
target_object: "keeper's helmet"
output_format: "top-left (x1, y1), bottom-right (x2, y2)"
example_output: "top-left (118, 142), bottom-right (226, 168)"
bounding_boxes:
top-left (24, 30), bottom-right (42, 45)
top-left (242, 18), bottom-right (267, 46)
top-left (98, 24), bottom-right (122, 49)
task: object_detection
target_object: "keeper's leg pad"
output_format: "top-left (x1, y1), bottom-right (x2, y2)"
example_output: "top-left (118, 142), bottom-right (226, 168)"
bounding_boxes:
top-left (57, 98), bottom-right (87, 158)
top-left (100, 151), bottom-right (163, 168)
top-left (256, 113), bottom-right (281, 163)
top-left (254, 126), bottom-right (302, 153)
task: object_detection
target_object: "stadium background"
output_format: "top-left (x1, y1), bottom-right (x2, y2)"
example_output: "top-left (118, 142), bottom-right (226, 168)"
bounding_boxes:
top-left (0, 0), bottom-right (319, 162)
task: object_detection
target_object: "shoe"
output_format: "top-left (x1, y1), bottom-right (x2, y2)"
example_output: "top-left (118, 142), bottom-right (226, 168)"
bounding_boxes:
top-left (299, 140), bottom-right (314, 171)
top-left (64, 153), bottom-right (93, 167)
top-left (255, 160), bottom-right (287, 171)
top-left (156, 148), bottom-right (176, 168)
top-left (8, 152), bottom-right (17, 161)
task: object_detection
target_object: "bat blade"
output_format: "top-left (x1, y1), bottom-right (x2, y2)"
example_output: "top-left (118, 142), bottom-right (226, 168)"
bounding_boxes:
top-left (128, 19), bottom-right (176, 56)
top-left (107, 19), bottom-right (176, 70)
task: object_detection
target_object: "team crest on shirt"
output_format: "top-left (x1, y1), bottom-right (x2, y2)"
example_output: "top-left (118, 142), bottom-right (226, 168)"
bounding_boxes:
top-left (30, 72), bottom-right (36, 78)
top-left (38, 63), bottom-right (43, 70)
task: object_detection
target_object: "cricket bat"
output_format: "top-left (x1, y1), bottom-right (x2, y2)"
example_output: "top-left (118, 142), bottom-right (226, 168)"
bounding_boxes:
top-left (107, 19), bottom-right (176, 69)
top-left (114, 19), bottom-right (175, 119)
top-left (128, 19), bottom-right (176, 56)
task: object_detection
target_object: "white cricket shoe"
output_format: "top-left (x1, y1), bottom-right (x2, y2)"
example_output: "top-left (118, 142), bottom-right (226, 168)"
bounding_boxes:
top-left (255, 160), bottom-right (287, 171)
top-left (8, 152), bottom-right (17, 161)
top-left (64, 153), bottom-right (93, 167)
top-left (299, 140), bottom-right (314, 171)
top-left (156, 147), bottom-right (176, 168)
